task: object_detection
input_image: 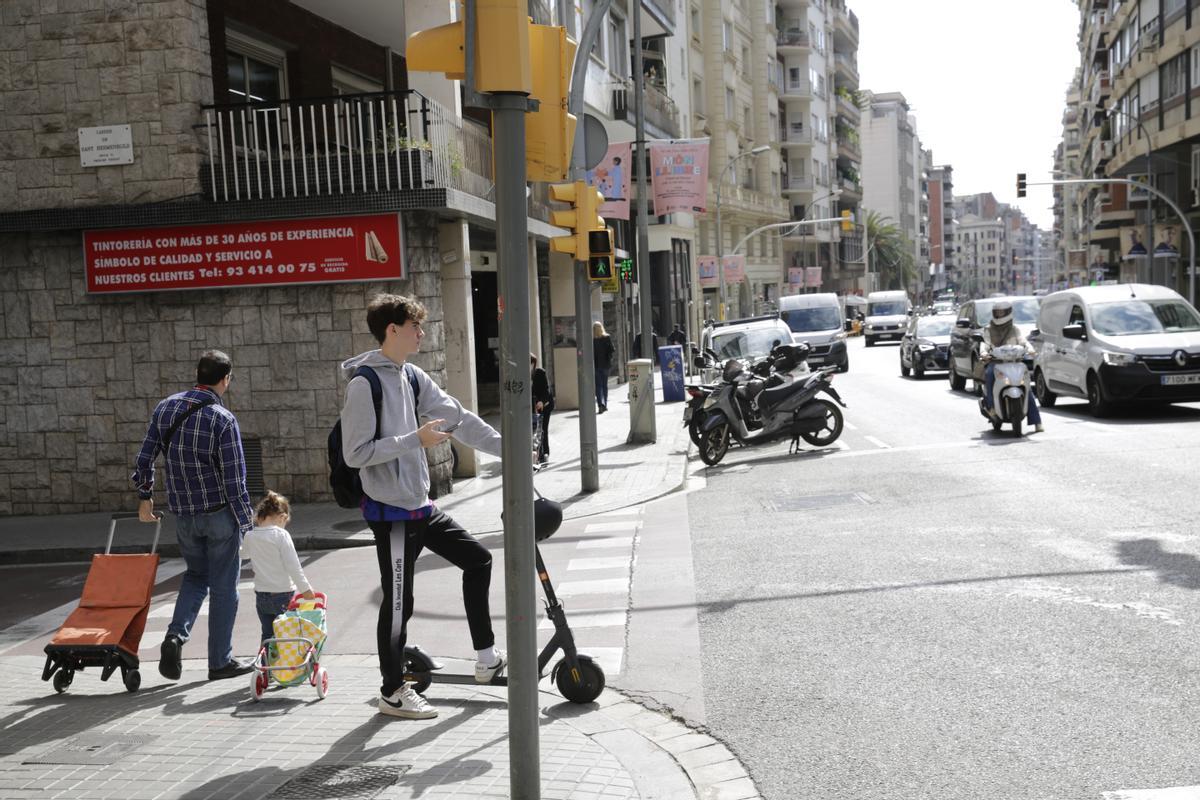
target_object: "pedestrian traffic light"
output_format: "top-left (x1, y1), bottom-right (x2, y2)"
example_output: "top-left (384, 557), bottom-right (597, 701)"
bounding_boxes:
top-left (840, 210), bottom-right (854, 232)
top-left (617, 257), bottom-right (634, 281)
top-left (549, 180), bottom-right (605, 259)
top-left (1017, 173), bottom-right (1027, 198)
top-left (586, 229), bottom-right (613, 280)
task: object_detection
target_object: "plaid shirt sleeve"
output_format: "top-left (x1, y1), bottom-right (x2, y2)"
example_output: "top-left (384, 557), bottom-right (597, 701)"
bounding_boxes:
top-left (217, 414), bottom-right (254, 533)
top-left (131, 402), bottom-right (165, 499)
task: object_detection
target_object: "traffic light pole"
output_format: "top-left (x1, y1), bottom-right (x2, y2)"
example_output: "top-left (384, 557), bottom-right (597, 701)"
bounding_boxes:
top-left (563, 0), bottom-right (611, 492)
top-left (632, 0), bottom-right (657, 443)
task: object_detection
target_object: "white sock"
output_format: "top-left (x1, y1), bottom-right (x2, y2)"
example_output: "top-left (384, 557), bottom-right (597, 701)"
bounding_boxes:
top-left (476, 646), bottom-right (497, 666)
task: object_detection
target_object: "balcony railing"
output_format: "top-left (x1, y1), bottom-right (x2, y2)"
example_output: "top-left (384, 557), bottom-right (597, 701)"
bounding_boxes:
top-left (781, 124), bottom-right (812, 145)
top-left (833, 52), bottom-right (858, 78)
top-left (782, 79), bottom-right (812, 99)
top-left (776, 27), bottom-right (810, 48)
top-left (612, 81), bottom-right (681, 138)
top-left (784, 175), bottom-right (814, 191)
top-left (200, 89), bottom-right (491, 203)
top-left (835, 93), bottom-right (860, 119)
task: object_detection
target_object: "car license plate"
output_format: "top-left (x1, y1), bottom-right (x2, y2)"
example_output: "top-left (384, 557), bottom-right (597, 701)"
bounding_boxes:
top-left (1162, 373), bottom-right (1200, 385)
top-left (683, 406), bottom-right (693, 421)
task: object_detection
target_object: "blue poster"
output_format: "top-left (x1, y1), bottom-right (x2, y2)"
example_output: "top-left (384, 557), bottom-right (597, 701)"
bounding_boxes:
top-left (658, 345), bottom-right (685, 402)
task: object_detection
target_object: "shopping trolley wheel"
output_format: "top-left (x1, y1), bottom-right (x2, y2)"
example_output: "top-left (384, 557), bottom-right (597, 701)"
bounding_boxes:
top-left (250, 669), bottom-right (267, 702)
top-left (123, 669), bottom-right (141, 693)
top-left (314, 666), bottom-right (329, 700)
top-left (52, 670), bottom-right (72, 694)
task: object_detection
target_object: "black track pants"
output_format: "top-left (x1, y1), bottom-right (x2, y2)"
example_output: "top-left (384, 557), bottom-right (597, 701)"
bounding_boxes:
top-left (369, 511), bottom-right (495, 696)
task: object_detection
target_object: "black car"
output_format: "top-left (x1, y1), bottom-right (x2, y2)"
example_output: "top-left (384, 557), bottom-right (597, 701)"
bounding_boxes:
top-left (899, 313), bottom-right (954, 377)
top-left (947, 296), bottom-right (1041, 391)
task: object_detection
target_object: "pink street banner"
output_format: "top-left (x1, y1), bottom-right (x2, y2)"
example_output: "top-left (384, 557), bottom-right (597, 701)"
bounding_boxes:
top-left (586, 142), bottom-right (631, 220)
top-left (698, 255), bottom-right (719, 288)
top-left (649, 138), bottom-right (710, 215)
top-left (721, 254), bottom-right (745, 284)
top-left (788, 267), bottom-right (805, 288)
top-left (805, 266), bottom-right (822, 289)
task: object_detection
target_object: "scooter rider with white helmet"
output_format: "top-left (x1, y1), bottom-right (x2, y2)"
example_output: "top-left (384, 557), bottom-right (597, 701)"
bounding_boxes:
top-left (980, 300), bottom-right (1045, 433)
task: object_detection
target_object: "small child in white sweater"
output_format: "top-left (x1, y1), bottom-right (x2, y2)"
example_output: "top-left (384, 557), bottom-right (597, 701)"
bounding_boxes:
top-left (242, 491), bottom-right (316, 643)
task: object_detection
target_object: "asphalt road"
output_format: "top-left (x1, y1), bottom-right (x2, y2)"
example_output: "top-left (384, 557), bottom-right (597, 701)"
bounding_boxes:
top-left (688, 335), bottom-right (1200, 800)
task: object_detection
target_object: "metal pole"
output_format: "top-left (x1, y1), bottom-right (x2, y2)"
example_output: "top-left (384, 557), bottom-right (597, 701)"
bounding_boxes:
top-left (634, 0), bottom-right (657, 442)
top-left (716, 178), bottom-right (725, 319)
top-left (563, 0), bottom-right (609, 492)
top-left (493, 93), bottom-right (539, 799)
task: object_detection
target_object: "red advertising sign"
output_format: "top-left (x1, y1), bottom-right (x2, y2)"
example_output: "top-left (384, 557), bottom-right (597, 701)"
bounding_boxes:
top-left (84, 213), bottom-right (403, 293)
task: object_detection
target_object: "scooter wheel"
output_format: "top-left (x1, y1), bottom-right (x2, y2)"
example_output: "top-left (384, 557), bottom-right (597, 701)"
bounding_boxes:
top-left (554, 655), bottom-right (605, 704)
top-left (698, 423), bottom-right (729, 466)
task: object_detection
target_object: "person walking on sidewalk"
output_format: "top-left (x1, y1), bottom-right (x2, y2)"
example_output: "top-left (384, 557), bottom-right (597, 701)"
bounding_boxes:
top-left (593, 321), bottom-right (614, 414)
top-left (340, 293), bottom-right (506, 720)
top-left (531, 353), bottom-right (554, 464)
top-left (131, 350), bottom-right (256, 682)
top-left (242, 491), bottom-right (315, 644)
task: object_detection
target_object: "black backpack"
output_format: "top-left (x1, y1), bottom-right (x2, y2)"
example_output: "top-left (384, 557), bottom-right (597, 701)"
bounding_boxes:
top-left (328, 365), bottom-right (419, 509)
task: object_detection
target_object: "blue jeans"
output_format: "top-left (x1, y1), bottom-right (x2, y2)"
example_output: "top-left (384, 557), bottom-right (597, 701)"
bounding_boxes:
top-left (594, 367), bottom-right (609, 409)
top-left (255, 591), bottom-right (294, 644)
top-left (984, 362), bottom-right (1042, 425)
top-left (169, 507), bottom-right (242, 669)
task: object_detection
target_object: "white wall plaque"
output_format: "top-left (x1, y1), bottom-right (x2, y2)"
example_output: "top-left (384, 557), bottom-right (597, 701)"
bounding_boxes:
top-left (78, 125), bottom-right (134, 167)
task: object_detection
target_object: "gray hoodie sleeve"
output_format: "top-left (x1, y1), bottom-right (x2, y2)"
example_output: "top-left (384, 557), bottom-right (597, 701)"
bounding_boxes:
top-left (341, 375), bottom-right (423, 468)
top-left (413, 369), bottom-right (503, 458)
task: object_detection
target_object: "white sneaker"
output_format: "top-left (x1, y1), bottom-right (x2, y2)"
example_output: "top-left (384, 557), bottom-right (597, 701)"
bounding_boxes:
top-left (378, 683), bottom-right (438, 719)
top-left (1034, 424), bottom-right (1045, 433)
top-left (475, 650), bottom-right (507, 684)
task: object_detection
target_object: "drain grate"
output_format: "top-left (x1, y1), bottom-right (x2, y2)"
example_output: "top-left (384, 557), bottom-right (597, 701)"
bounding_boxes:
top-left (765, 492), bottom-right (874, 512)
top-left (25, 734), bottom-right (154, 766)
top-left (267, 764), bottom-right (410, 800)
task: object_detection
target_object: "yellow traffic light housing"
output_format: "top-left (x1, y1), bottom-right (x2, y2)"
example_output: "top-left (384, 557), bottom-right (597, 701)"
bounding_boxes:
top-left (840, 210), bottom-right (855, 232)
top-left (549, 180), bottom-right (605, 259)
top-left (527, 25), bottom-right (577, 182)
top-left (406, 0), bottom-right (531, 94)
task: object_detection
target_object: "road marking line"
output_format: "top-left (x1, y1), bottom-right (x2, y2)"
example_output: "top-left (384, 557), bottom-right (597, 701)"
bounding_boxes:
top-left (576, 536), bottom-right (635, 550)
top-left (864, 435), bottom-right (891, 449)
top-left (831, 440), bottom-right (851, 450)
top-left (577, 645), bottom-right (624, 676)
top-left (567, 557), bottom-right (631, 572)
top-left (539, 608), bottom-right (626, 630)
top-left (583, 521), bottom-right (641, 533)
top-left (555, 578), bottom-right (629, 596)
top-left (1102, 786), bottom-right (1200, 799)
top-left (844, 421), bottom-right (858, 430)
top-left (595, 507), bottom-right (642, 517)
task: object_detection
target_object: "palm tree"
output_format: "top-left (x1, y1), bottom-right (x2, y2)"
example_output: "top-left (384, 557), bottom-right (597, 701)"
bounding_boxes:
top-left (863, 209), bottom-right (916, 291)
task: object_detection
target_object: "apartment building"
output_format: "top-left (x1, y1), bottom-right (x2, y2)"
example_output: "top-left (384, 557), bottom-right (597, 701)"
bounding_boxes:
top-left (0, 0), bottom-right (619, 515)
top-left (927, 163), bottom-right (956, 296)
top-left (953, 213), bottom-right (1007, 297)
top-left (772, 0), bottom-right (863, 299)
top-left (1065, 0), bottom-right (1200, 299)
top-left (860, 91), bottom-right (925, 294)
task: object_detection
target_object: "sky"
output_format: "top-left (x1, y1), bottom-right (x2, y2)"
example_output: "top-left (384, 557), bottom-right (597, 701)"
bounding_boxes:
top-left (852, 0), bottom-right (1080, 231)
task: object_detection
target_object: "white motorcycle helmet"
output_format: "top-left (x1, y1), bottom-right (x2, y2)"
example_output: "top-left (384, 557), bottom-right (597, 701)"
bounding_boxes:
top-left (991, 300), bottom-right (1014, 325)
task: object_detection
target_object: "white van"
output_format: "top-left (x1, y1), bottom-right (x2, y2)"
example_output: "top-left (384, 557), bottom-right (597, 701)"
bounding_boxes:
top-left (1033, 283), bottom-right (1200, 416)
top-left (778, 293), bottom-right (849, 371)
top-left (863, 290), bottom-right (912, 347)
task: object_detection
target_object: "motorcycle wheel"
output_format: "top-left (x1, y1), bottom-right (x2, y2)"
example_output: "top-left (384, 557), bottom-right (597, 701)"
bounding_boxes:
top-left (688, 414), bottom-right (705, 446)
top-left (698, 423), bottom-right (729, 466)
top-left (799, 399), bottom-right (844, 446)
top-left (1007, 396), bottom-right (1023, 437)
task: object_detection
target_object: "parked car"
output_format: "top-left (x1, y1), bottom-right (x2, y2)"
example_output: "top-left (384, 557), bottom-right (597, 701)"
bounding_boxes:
top-left (1032, 284), bottom-right (1200, 416)
top-left (778, 293), bottom-right (849, 372)
top-left (863, 290), bottom-right (912, 347)
top-left (695, 315), bottom-right (796, 384)
top-left (947, 295), bottom-right (1041, 391)
top-left (899, 313), bottom-right (955, 377)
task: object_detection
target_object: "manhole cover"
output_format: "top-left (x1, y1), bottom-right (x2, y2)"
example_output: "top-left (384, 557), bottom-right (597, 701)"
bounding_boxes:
top-left (268, 764), bottom-right (410, 800)
top-left (25, 734), bottom-right (153, 765)
top-left (765, 492), bottom-right (873, 512)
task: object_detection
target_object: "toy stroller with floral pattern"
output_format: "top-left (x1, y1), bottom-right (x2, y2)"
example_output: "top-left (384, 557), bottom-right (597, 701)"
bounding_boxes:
top-left (250, 591), bottom-right (329, 701)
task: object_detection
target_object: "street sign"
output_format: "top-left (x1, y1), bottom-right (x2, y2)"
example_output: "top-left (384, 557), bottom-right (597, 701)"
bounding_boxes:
top-left (583, 114), bottom-right (609, 170)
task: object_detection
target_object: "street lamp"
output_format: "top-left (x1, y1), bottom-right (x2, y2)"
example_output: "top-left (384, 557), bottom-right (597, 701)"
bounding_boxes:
top-left (716, 144), bottom-right (770, 319)
top-left (793, 188), bottom-right (841, 294)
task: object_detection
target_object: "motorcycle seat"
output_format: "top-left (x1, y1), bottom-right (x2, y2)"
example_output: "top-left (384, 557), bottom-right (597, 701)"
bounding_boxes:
top-left (757, 380), bottom-right (804, 412)
top-left (736, 380), bottom-right (765, 401)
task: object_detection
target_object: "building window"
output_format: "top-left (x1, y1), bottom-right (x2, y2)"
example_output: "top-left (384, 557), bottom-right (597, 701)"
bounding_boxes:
top-left (608, 14), bottom-right (628, 78)
top-left (741, 46), bottom-right (749, 68)
top-left (723, 19), bottom-right (732, 50)
top-left (226, 29), bottom-right (287, 104)
top-left (744, 105), bottom-right (752, 133)
top-left (725, 88), bottom-right (735, 119)
top-left (693, 78), bottom-right (705, 116)
top-left (691, 6), bottom-right (701, 41)
top-left (331, 66), bottom-right (382, 96)
top-left (1162, 53), bottom-right (1186, 102)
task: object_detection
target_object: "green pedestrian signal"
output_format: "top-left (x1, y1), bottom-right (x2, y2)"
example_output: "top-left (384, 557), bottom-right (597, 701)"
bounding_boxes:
top-left (617, 258), bottom-right (633, 281)
top-left (588, 255), bottom-right (613, 280)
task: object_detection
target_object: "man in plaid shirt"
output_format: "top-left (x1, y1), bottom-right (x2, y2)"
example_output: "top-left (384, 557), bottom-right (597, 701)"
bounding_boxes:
top-left (131, 350), bottom-right (256, 681)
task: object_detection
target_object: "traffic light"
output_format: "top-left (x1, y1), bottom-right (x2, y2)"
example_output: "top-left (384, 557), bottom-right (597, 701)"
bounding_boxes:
top-left (1016, 173), bottom-right (1027, 198)
top-left (527, 25), bottom-right (577, 182)
top-left (586, 229), bottom-right (614, 280)
top-left (549, 180), bottom-right (605, 259)
top-left (617, 257), bottom-right (634, 281)
top-left (405, 0), bottom-right (532, 94)
top-left (840, 210), bottom-right (854, 232)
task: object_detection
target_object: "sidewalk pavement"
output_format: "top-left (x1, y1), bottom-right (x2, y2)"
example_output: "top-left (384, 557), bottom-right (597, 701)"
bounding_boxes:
top-left (0, 378), bottom-right (693, 564)
top-left (1, 379), bottom-right (765, 799)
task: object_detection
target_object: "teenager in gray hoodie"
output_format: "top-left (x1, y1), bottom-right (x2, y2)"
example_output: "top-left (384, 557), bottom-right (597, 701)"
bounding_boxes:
top-left (340, 293), bottom-right (505, 719)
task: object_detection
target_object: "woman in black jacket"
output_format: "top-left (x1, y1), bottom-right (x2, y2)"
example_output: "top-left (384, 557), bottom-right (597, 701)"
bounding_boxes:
top-left (592, 321), bottom-right (615, 413)
top-left (530, 353), bottom-right (554, 463)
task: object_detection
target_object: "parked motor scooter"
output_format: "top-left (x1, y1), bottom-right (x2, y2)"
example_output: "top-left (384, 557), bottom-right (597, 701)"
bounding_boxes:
top-left (978, 344), bottom-right (1033, 436)
top-left (697, 343), bottom-right (846, 466)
